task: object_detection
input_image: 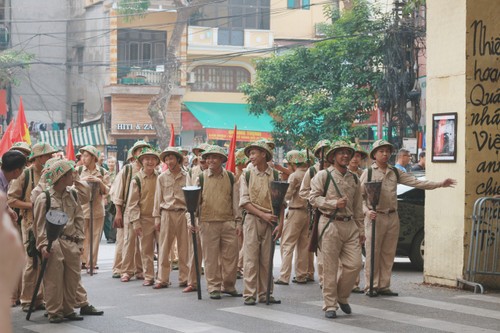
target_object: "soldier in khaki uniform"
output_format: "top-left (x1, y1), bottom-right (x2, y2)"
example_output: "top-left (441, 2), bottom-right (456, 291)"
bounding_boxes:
top-left (8, 142), bottom-right (59, 312)
top-left (153, 147), bottom-right (189, 289)
top-left (192, 145), bottom-right (242, 299)
top-left (299, 139), bottom-right (331, 285)
top-left (240, 141), bottom-right (282, 306)
top-left (126, 148), bottom-right (160, 286)
top-left (235, 148), bottom-right (249, 279)
top-left (310, 141), bottom-right (365, 319)
top-left (361, 140), bottom-right (456, 296)
top-left (113, 142), bottom-right (149, 279)
top-left (275, 150), bottom-right (309, 285)
top-left (78, 145), bottom-right (110, 271)
top-left (34, 160), bottom-right (84, 323)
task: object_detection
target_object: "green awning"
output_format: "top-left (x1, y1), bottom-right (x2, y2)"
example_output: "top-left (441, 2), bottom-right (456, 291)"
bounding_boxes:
top-left (183, 102), bottom-right (273, 132)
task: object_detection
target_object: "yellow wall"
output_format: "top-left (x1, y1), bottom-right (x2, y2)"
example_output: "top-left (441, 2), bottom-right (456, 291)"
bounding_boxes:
top-left (271, 0), bottom-right (328, 40)
top-left (117, 11), bottom-right (177, 35)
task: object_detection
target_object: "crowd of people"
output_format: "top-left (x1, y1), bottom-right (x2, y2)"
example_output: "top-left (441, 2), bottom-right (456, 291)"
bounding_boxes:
top-left (0, 137), bottom-right (457, 329)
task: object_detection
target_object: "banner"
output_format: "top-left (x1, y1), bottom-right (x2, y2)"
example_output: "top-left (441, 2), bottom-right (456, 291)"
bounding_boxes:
top-left (206, 129), bottom-right (272, 142)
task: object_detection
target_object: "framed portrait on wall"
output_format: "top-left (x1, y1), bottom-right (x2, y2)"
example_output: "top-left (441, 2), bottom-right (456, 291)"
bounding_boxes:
top-left (432, 113), bottom-right (457, 162)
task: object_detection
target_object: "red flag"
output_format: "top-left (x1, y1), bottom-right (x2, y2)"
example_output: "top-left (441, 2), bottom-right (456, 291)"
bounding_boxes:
top-left (12, 97), bottom-right (31, 145)
top-left (66, 128), bottom-right (76, 161)
top-left (0, 89), bottom-right (6, 116)
top-left (225, 125), bottom-right (237, 173)
top-left (169, 123), bottom-right (175, 147)
top-left (0, 120), bottom-right (15, 156)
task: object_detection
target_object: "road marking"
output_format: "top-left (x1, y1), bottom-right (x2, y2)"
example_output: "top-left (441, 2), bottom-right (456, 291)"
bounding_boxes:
top-left (454, 294), bottom-right (500, 304)
top-left (305, 301), bottom-right (497, 333)
top-left (221, 306), bottom-right (379, 333)
top-left (388, 297), bottom-right (500, 320)
top-left (24, 323), bottom-right (96, 333)
top-left (128, 314), bottom-right (240, 333)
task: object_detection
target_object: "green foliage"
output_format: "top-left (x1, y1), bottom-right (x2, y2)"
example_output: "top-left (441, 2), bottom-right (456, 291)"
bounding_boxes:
top-left (0, 50), bottom-right (34, 88)
top-left (403, 0), bottom-right (425, 16)
top-left (241, 0), bottom-right (388, 149)
top-left (117, 0), bottom-right (150, 20)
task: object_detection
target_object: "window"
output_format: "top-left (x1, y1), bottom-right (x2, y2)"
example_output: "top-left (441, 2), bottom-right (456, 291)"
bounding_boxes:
top-left (77, 47), bottom-right (84, 74)
top-left (71, 102), bottom-right (84, 128)
top-left (117, 29), bottom-right (166, 70)
top-left (190, 0), bottom-right (270, 46)
top-left (287, 0), bottom-right (310, 9)
top-left (192, 66), bottom-right (251, 92)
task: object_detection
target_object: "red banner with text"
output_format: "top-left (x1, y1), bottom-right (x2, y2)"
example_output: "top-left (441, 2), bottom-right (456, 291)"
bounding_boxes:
top-left (206, 128), bottom-right (272, 142)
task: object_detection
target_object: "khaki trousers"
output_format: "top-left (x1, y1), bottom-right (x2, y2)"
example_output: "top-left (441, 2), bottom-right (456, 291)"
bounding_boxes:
top-left (307, 251), bottom-right (315, 280)
top-left (200, 221), bottom-right (238, 293)
top-left (121, 218), bottom-right (144, 276)
top-left (75, 281), bottom-right (89, 308)
top-left (364, 213), bottom-right (399, 291)
top-left (319, 216), bottom-right (362, 312)
top-left (243, 213), bottom-right (274, 300)
top-left (43, 239), bottom-right (81, 317)
top-left (82, 216), bottom-right (105, 267)
top-left (137, 217), bottom-right (159, 282)
top-left (20, 222), bottom-right (43, 305)
top-left (237, 232), bottom-right (244, 273)
top-left (112, 227), bottom-right (124, 275)
top-left (156, 210), bottom-right (189, 285)
top-left (278, 208), bottom-right (309, 282)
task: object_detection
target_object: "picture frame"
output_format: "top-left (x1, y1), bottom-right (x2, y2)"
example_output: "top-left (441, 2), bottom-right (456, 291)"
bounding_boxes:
top-left (431, 112), bottom-right (457, 163)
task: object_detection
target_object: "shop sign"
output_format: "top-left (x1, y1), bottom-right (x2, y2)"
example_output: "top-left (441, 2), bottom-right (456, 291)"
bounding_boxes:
top-left (116, 123), bottom-right (155, 131)
top-left (206, 128), bottom-right (272, 142)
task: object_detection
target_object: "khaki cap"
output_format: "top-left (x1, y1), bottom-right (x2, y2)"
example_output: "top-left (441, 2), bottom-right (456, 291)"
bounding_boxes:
top-left (131, 140), bottom-right (151, 155)
top-left (45, 159), bottom-right (74, 185)
top-left (137, 147), bottom-right (160, 166)
top-left (79, 145), bottom-right (100, 160)
top-left (29, 142), bottom-right (60, 161)
top-left (235, 148), bottom-right (248, 166)
top-left (244, 141), bottom-right (273, 162)
top-left (326, 140), bottom-right (354, 163)
top-left (286, 150), bottom-right (307, 164)
top-left (10, 142), bottom-right (32, 156)
top-left (160, 147), bottom-right (183, 162)
top-left (313, 139), bottom-right (331, 158)
top-left (201, 145), bottom-right (228, 163)
top-left (351, 143), bottom-right (368, 159)
top-left (370, 139), bottom-right (394, 159)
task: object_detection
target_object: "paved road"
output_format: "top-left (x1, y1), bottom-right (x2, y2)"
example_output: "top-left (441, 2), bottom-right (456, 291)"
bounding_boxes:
top-left (12, 240), bottom-right (500, 332)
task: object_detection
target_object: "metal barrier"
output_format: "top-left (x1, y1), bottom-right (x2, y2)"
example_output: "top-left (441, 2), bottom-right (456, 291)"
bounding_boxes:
top-left (458, 197), bottom-right (500, 293)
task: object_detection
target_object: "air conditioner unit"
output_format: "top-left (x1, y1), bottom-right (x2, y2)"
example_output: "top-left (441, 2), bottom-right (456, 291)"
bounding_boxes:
top-left (187, 72), bottom-right (196, 84)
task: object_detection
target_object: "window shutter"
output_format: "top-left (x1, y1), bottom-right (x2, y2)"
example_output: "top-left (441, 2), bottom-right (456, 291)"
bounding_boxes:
top-left (287, 0), bottom-right (295, 9)
top-left (302, 0), bottom-right (310, 9)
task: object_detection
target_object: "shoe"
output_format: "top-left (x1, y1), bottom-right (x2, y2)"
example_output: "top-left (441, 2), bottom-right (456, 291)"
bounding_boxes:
top-left (306, 277), bottom-right (315, 282)
top-left (81, 263), bottom-right (87, 270)
top-left (135, 274), bottom-right (145, 280)
top-left (21, 303), bottom-right (31, 313)
top-left (209, 291), bottom-right (221, 300)
top-left (179, 281), bottom-right (188, 287)
top-left (236, 271), bottom-right (243, 279)
top-left (182, 285), bottom-right (197, 293)
top-left (244, 297), bottom-right (256, 306)
top-left (152, 283), bottom-right (169, 289)
top-left (80, 305), bottom-right (104, 316)
top-left (325, 310), bottom-right (337, 319)
top-left (112, 273), bottom-right (121, 279)
top-left (274, 279), bottom-right (289, 285)
top-left (49, 314), bottom-right (64, 324)
top-left (172, 264), bottom-right (179, 271)
top-left (365, 290), bottom-right (378, 297)
top-left (338, 302), bottom-right (352, 314)
top-left (64, 312), bottom-right (84, 321)
top-left (201, 267), bottom-right (205, 275)
top-left (120, 274), bottom-right (130, 282)
top-left (106, 239), bottom-right (115, 244)
top-left (222, 290), bottom-right (242, 297)
top-left (351, 286), bottom-right (364, 294)
top-left (292, 277), bottom-right (307, 284)
top-left (35, 303), bottom-right (46, 311)
top-left (378, 288), bottom-right (399, 296)
top-left (259, 296), bottom-right (281, 304)
top-left (142, 280), bottom-right (154, 286)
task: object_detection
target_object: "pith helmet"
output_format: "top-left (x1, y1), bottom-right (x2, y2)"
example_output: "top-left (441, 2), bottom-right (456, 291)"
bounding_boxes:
top-left (286, 150), bottom-right (307, 165)
top-left (10, 142), bottom-right (31, 156)
top-left (244, 140), bottom-right (273, 162)
top-left (201, 145), bottom-right (228, 163)
top-left (137, 147), bottom-right (160, 166)
top-left (177, 147), bottom-right (189, 156)
top-left (29, 142), bottom-right (60, 161)
top-left (45, 160), bottom-right (74, 185)
top-left (256, 138), bottom-right (275, 150)
top-left (351, 143), bottom-right (368, 159)
top-left (192, 143), bottom-right (211, 156)
top-left (131, 140), bottom-right (151, 155)
top-left (235, 148), bottom-right (249, 166)
top-left (160, 147), bottom-right (183, 162)
top-left (44, 156), bottom-right (63, 171)
top-left (313, 139), bottom-right (331, 158)
top-left (326, 140), bottom-right (354, 163)
top-left (126, 148), bottom-right (134, 162)
top-left (370, 139), bottom-right (394, 159)
top-left (79, 145), bottom-right (100, 160)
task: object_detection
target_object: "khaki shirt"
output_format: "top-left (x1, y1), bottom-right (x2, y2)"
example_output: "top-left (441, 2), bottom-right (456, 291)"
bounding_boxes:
top-left (285, 167), bottom-right (307, 209)
top-left (187, 165), bottom-right (203, 186)
top-left (196, 168), bottom-right (241, 224)
top-left (310, 166), bottom-right (364, 237)
top-left (299, 163), bottom-right (320, 201)
top-left (239, 166), bottom-right (274, 213)
top-left (112, 163), bottom-right (140, 207)
top-left (31, 177), bottom-right (91, 206)
top-left (79, 165), bottom-right (110, 219)
top-left (35, 187), bottom-right (85, 251)
top-left (359, 163), bottom-right (442, 214)
top-left (153, 169), bottom-right (187, 220)
top-left (7, 165), bottom-right (42, 224)
top-left (127, 169), bottom-right (158, 225)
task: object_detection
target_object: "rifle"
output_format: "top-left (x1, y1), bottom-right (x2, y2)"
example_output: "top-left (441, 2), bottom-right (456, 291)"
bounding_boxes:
top-left (307, 146), bottom-right (325, 253)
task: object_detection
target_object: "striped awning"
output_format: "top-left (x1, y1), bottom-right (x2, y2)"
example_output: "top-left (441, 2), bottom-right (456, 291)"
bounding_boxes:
top-left (38, 124), bottom-right (109, 148)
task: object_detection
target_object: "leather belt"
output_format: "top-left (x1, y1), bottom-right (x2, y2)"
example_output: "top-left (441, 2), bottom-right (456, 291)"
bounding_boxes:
top-left (376, 209), bottom-right (396, 214)
top-left (163, 208), bottom-right (186, 212)
top-left (323, 214), bottom-right (352, 222)
top-left (60, 234), bottom-right (82, 243)
top-left (288, 207), bottom-right (306, 210)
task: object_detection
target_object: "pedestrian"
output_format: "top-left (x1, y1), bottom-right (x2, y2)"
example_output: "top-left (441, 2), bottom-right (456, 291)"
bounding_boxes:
top-left (394, 148), bottom-right (411, 172)
top-left (8, 142), bottom-right (59, 312)
top-left (103, 156), bottom-right (117, 244)
top-left (240, 140), bottom-right (282, 305)
top-left (193, 145), bottom-right (242, 299)
top-left (234, 148), bottom-right (250, 279)
top-left (152, 147), bottom-right (189, 289)
top-left (411, 151), bottom-right (426, 171)
top-left (77, 145), bottom-right (110, 272)
top-left (360, 140), bottom-right (456, 296)
top-left (126, 147), bottom-right (161, 286)
top-left (275, 150), bottom-right (309, 285)
top-left (34, 160), bottom-right (84, 323)
top-left (309, 141), bottom-right (365, 319)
